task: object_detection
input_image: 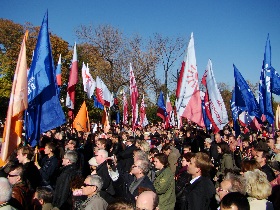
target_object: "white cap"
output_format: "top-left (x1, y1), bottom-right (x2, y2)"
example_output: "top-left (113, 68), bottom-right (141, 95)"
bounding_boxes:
top-left (88, 157), bottom-right (98, 166)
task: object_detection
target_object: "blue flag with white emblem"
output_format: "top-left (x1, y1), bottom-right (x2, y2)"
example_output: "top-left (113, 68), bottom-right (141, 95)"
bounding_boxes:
top-left (230, 89), bottom-right (241, 137)
top-left (258, 34), bottom-right (274, 124)
top-left (25, 12), bottom-right (66, 146)
top-left (234, 64), bottom-right (262, 119)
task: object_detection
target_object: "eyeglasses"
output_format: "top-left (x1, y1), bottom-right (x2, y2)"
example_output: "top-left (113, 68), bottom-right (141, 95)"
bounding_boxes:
top-left (217, 187), bottom-right (229, 193)
top-left (8, 174), bottom-right (19, 177)
top-left (132, 165), bottom-right (140, 168)
top-left (83, 183), bottom-right (95, 187)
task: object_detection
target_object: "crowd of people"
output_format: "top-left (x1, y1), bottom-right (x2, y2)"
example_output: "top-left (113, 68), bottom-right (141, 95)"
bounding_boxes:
top-left (0, 121), bottom-right (280, 210)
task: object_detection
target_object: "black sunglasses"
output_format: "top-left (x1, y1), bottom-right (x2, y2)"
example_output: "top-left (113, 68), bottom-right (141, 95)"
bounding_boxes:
top-left (8, 174), bottom-right (19, 177)
top-left (83, 183), bottom-right (95, 187)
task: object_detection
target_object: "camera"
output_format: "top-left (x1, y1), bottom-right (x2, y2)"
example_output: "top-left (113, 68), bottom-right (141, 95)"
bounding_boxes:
top-left (107, 159), bottom-right (116, 171)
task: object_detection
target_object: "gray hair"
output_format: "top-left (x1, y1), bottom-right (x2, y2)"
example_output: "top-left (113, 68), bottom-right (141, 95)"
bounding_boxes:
top-left (0, 177), bottom-right (12, 202)
top-left (134, 150), bottom-right (149, 161)
top-left (98, 149), bottom-right (108, 158)
top-left (87, 175), bottom-right (103, 192)
top-left (224, 172), bottom-right (246, 195)
top-left (138, 160), bottom-right (151, 175)
top-left (65, 150), bottom-right (78, 164)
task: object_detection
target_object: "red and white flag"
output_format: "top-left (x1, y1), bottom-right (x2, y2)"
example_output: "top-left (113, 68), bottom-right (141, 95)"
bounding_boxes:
top-left (140, 94), bottom-right (148, 127)
top-left (1, 33), bottom-right (28, 165)
top-left (123, 92), bottom-right (128, 125)
top-left (129, 63), bottom-right (139, 130)
top-left (165, 94), bottom-right (172, 128)
top-left (201, 59), bottom-right (228, 133)
top-left (66, 43), bottom-right (78, 117)
top-left (239, 111), bottom-right (261, 130)
top-left (96, 76), bottom-right (113, 107)
top-left (82, 63), bottom-right (96, 99)
top-left (176, 33), bottom-right (204, 128)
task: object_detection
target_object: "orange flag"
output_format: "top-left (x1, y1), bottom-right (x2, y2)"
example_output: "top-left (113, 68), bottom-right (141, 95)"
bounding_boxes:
top-left (73, 101), bottom-right (90, 132)
top-left (0, 32), bottom-right (28, 166)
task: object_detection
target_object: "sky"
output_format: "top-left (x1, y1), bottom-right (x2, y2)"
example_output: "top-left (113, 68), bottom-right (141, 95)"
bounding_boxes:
top-left (1, 0), bottom-right (280, 92)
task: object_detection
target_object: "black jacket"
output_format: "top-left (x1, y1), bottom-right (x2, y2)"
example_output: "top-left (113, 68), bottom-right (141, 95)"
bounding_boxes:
top-left (53, 164), bottom-right (79, 209)
top-left (117, 144), bottom-right (137, 173)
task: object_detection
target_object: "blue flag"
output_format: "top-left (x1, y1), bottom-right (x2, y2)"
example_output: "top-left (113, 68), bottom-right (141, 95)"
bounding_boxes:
top-left (201, 99), bottom-right (211, 131)
top-left (271, 67), bottom-right (280, 95)
top-left (258, 34), bottom-right (274, 124)
top-left (234, 64), bottom-right (262, 119)
top-left (157, 91), bottom-right (167, 121)
top-left (93, 95), bottom-right (104, 110)
top-left (25, 12), bottom-right (66, 146)
top-left (230, 89), bottom-right (241, 137)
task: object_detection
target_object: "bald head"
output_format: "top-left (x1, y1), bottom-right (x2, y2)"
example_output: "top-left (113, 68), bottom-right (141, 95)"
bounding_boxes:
top-left (136, 191), bottom-right (158, 210)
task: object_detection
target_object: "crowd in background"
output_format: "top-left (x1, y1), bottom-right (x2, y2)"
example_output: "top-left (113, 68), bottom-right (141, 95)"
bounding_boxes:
top-left (0, 121), bottom-right (280, 210)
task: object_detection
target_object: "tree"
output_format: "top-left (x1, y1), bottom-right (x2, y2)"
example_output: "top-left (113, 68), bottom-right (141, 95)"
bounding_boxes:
top-left (149, 33), bottom-right (186, 96)
top-left (218, 82), bottom-right (232, 120)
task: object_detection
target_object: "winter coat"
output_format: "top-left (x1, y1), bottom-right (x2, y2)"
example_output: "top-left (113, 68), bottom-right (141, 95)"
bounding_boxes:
top-left (153, 167), bottom-right (176, 210)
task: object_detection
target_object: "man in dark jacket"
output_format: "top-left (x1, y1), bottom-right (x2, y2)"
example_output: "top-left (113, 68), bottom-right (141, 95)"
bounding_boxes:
top-left (117, 136), bottom-right (137, 173)
top-left (184, 152), bottom-right (216, 210)
top-left (95, 149), bottom-right (115, 204)
top-left (53, 150), bottom-right (79, 209)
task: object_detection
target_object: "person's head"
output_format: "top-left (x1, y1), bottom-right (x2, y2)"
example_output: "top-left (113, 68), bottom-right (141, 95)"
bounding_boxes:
top-left (242, 139), bottom-right (250, 148)
top-left (255, 149), bottom-right (269, 167)
top-left (215, 133), bottom-right (222, 143)
top-left (162, 144), bottom-right (172, 156)
top-left (187, 152), bottom-right (212, 178)
top-left (136, 140), bottom-right (150, 154)
top-left (17, 146), bottom-right (34, 163)
top-left (217, 142), bottom-right (231, 154)
top-left (220, 192), bottom-right (249, 210)
top-left (183, 145), bottom-right (192, 154)
top-left (153, 153), bottom-right (168, 170)
top-left (95, 149), bottom-right (108, 165)
top-left (267, 138), bottom-right (275, 149)
top-left (8, 164), bottom-right (23, 185)
top-left (131, 160), bottom-right (150, 178)
top-left (244, 169), bottom-right (272, 199)
top-left (240, 159), bottom-right (261, 174)
top-left (62, 150), bottom-right (78, 166)
top-left (67, 139), bottom-right (77, 150)
top-left (136, 191), bottom-right (159, 210)
top-left (134, 149), bottom-right (148, 163)
top-left (204, 138), bottom-right (212, 149)
top-left (96, 138), bottom-right (107, 150)
top-left (88, 157), bottom-right (98, 172)
top-left (0, 177), bottom-right (12, 203)
top-left (33, 186), bottom-right (54, 206)
top-left (44, 142), bottom-right (56, 156)
top-left (82, 175), bottom-right (103, 197)
top-left (126, 136), bottom-right (135, 146)
top-left (216, 173), bottom-right (246, 202)
top-left (181, 152), bottom-right (195, 167)
top-left (107, 200), bottom-right (134, 210)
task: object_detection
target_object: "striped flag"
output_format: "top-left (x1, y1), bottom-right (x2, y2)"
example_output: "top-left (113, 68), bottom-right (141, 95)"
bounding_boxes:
top-left (129, 63), bottom-right (139, 130)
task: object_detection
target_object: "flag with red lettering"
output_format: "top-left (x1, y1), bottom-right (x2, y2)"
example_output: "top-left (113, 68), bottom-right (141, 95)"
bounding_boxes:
top-left (82, 63), bottom-right (96, 99)
top-left (96, 76), bottom-right (113, 107)
top-left (201, 59), bottom-right (228, 133)
top-left (129, 63), bottom-right (139, 130)
top-left (176, 33), bottom-right (204, 128)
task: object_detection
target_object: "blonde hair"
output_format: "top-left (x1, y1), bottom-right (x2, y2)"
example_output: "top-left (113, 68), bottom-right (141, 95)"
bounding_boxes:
top-left (136, 140), bottom-right (150, 154)
top-left (244, 169), bottom-right (272, 199)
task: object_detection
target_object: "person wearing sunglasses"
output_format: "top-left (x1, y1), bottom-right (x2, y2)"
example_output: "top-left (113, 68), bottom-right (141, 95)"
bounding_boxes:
top-left (79, 175), bottom-right (108, 210)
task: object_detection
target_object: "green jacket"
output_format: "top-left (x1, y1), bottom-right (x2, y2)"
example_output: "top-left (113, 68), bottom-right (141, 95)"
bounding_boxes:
top-left (154, 167), bottom-right (176, 210)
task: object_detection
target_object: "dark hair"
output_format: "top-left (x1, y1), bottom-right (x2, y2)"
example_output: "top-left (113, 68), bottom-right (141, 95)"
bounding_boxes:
top-left (45, 142), bottom-right (56, 153)
top-left (240, 159), bottom-right (261, 173)
top-left (18, 146), bottom-right (34, 160)
top-left (220, 192), bottom-right (249, 210)
top-left (149, 148), bottom-right (159, 154)
top-left (217, 142), bottom-right (231, 154)
top-left (36, 186), bottom-right (54, 203)
top-left (154, 153), bottom-right (169, 168)
top-left (162, 144), bottom-right (171, 151)
top-left (182, 152), bottom-right (195, 162)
